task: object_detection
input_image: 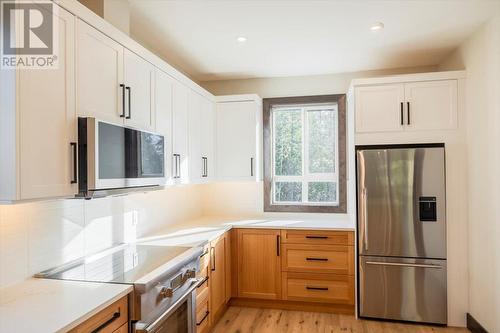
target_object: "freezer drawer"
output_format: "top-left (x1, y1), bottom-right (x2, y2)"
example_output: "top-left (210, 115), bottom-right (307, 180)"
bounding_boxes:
top-left (359, 256), bottom-right (447, 324)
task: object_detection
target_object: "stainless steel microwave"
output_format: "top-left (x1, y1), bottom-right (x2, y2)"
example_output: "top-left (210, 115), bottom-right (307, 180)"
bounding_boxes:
top-left (78, 117), bottom-right (166, 198)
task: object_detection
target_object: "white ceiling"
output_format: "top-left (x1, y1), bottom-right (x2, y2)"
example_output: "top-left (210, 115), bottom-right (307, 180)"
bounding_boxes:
top-left (129, 0), bottom-right (499, 81)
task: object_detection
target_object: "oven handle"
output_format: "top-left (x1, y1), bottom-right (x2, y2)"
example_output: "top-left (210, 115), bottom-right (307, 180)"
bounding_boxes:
top-left (134, 278), bottom-right (202, 333)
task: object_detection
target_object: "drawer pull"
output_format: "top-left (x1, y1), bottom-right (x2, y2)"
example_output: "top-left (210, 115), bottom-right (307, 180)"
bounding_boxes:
top-left (305, 235), bottom-right (329, 239)
top-left (306, 286), bottom-right (329, 291)
top-left (196, 310), bottom-right (210, 326)
top-left (306, 257), bottom-right (329, 262)
top-left (197, 276), bottom-right (209, 288)
top-left (90, 309), bottom-right (120, 333)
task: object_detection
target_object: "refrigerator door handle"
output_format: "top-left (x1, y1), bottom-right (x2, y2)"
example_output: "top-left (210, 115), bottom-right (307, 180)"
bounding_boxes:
top-left (362, 187), bottom-right (368, 250)
top-left (365, 261), bottom-right (443, 269)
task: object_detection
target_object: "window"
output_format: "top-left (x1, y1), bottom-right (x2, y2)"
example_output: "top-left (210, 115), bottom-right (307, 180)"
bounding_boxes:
top-left (263, 95), bottom-right (346, 213)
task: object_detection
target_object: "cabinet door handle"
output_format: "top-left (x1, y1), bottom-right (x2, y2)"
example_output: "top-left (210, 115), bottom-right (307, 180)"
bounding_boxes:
top-left (305, 235), bottom-right (328, 239)
top-left (306, 257), bottom-right (329, 262)
top-left (306, 286), bottom-right (329, 291)
top-left (407, 101), bottom-right (410, 125)
top-left (196, 311), bottom-right (210, 326)
top-left (173, 154), bottom-right (180, 179)
top-left (400, 102), bottom-right (404, 125)
top-left (276, 235), bottom-right (280, 256)
top-left (250, 157), bottom-right (254, 177)
top-left (205, 157), bottom-right (208, 177)
top-left (210, 246), bottom-right (216, 271)
top-left (202, 157), bottom-right (208, 177)
top-left (70, 142), bottom-right (78, 184)
top-left (126, 86), bottom-right (131, 119)
top-left (177, 154), bottom-right (181, 178)
top-left (119, 84), bottom-right (126, 118)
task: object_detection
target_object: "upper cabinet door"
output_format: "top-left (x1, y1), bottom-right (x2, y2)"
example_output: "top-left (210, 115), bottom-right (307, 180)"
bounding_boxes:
top-left (188, 91), bottom-right (203, 183)
top-left (18, 6), bottom-right (77, 200)
top-left (201, 98), bottom-right (215, 180)
top-left (355, 84), bottom-right (405, 133)
top-left (124, 49), bottom-right (155, 131)
top-left (216, 101), bottom-right (257, 180)
top-left (404, 80), bottom-right (458, 131)
top-left (155, 69), bottom-right (173, 183)
top-left (77, 19), bottom-right (124, 124)
top-left (172, 81), bottom-right (190, 184)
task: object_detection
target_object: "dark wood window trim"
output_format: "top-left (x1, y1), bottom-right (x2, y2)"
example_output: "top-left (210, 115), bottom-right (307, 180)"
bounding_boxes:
top-left (263, 94), bottom-right (347, 213)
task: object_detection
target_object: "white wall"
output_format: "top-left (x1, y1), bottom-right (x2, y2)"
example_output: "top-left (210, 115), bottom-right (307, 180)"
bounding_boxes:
top-left (439, 9), bottom-right (500, 332)
top-left (201, 66), bottom-right (437, 97)
top-left (0, 185), bottom-right (204, 288)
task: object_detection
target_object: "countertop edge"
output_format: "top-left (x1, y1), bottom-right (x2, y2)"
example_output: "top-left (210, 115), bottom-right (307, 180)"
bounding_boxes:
top-left (55, 285), bottom-right (133, 333)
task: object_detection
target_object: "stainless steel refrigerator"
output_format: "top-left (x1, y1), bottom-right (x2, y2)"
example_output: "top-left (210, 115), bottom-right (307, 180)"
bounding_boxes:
top-left (357, 144), bottom-right (447, 324)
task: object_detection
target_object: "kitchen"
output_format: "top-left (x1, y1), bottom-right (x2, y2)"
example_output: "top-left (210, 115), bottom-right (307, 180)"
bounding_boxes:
top-left (0, 0), bottom-right (498, 333)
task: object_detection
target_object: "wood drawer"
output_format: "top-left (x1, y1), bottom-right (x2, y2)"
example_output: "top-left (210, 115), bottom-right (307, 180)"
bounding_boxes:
top-left (196, 297), bottom-right (210, 333)
top-left (281, 230), bottom-right (354, 246)
top-left (69, 296), bottom-right (128, 333)
top-left (282, 244), bottom-right (354, 275)
top-left (196, 281), bottom-right (210, 308)
top-left (113, 323), bottom-right (128, 333)
top-left (282, 272), bottom-right (354, 305)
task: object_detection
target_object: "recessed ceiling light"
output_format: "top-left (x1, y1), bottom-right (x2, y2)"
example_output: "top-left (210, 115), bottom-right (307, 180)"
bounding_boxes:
top-left (236, 36), bottom-right (247, 42)
top-left (370, 22), bottom-right (384, 31)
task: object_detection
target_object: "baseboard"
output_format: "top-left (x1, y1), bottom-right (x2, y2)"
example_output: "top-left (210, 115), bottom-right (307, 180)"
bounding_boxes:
top-left (229, 297), bottom-right (355, 315)
top-left (467, 313), bottom-right (489, 333)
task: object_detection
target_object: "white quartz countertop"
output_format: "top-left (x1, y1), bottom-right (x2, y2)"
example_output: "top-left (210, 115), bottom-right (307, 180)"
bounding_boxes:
top-left (137, 216), bottom-right (355, 247)
top-left (0, 278), bottom-right (132, 333)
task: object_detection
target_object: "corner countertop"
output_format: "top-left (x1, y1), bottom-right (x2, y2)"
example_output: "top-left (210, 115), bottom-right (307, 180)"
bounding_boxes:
top-left (137, 216), bottom-right (355, 247)
top-left (0, 278), bottom-right (132, 333)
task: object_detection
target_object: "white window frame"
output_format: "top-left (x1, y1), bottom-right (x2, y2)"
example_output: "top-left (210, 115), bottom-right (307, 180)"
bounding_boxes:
top-left (271, 103), bottom-right (339, 206)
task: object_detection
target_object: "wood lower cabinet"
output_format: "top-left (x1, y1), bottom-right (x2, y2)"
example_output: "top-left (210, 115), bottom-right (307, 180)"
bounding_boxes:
top-left (210, 233), bottom-right (228, 324)
top-left (281, 244), bottom-right (354, 275)
top-left (69, 296), bottom-right (128, 333)
top-left (236, 229), bottom-right (282, 300)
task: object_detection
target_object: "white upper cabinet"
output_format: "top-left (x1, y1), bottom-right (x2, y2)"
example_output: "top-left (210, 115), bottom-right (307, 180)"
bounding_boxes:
top-left (404, 80), bottom-right (458, 131)
top-left (155, 69), bottom-right (174, 183)
top-left (216, 96), bottom-right (262, 181)
top-left (77, 19), bottom-right (124, 124)
top-left (189, 92), bottom-right (215, 183)
top-left (172, 81), bottom-right (190, 184)
top-left (354, 78), bottom-right (458, 133)
top-left (123, 49), bottom-right (155, 131)
top-left (0, 5), bottom-right (78, 201)
top-left (78, 20), bottom-right (155, 131)
top-left (201, 97), bottom-right (215, 180)
top-left (355, 84), bottom-right (405, 133)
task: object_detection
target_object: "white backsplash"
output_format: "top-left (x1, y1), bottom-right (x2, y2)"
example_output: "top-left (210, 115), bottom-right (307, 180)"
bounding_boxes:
top-left (0, 185), bottom-right (204, 288)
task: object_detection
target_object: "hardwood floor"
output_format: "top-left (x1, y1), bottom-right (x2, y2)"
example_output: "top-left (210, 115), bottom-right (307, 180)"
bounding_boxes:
top-left (211, 307), bottom-right (470, 333)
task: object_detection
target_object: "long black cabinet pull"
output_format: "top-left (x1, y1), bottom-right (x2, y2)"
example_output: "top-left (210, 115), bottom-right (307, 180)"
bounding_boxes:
top-left (126, 86), bottom-right (131, 119)
top-left (196, 311), bottom-right (209, 326)
top-left (407, 101), bottom-right (410, 125)
top-left (119, 84), bottom-right (126, 118)
top-left (70, 142), bottom-right (77, 184)
top-left (306, 257), bottom-right (329, 262)
top-left (211, 247), bottom-right (216, 272)
top-left (306, 286), bottom-right (329, 291)
top-left (305, 235), bottom-right (328, 239)
top-left (276, 235), bottom-right (281, 256)
top-left (173, 154), bottom-right (180, 179)
top-left (177, 154), bottom-right (181, 178)
top-left (202, 157), bottom-right (208, 177)
top-left (90, 309), bottom-right (120, 333)
top-left (250, 157), bottom-right (254, 177)
top-left (400, 102), bottom-right (404, 125)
